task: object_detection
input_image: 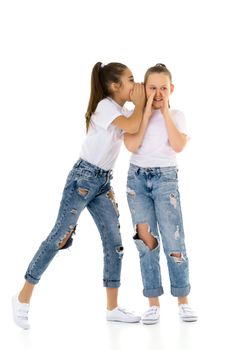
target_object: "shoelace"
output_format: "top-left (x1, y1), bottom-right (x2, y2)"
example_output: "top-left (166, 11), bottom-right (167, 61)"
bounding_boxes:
top-left (180, 305), bottom-right (194, 314)
top-left (17, 308), bottom-right (29, 320)
top-left (143, 307), bottom-right (159, 317)
top-left (117, 307), bottom-right (134, 315)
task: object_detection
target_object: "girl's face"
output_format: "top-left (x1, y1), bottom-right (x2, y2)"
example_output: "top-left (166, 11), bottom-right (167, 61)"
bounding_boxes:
top-left (111, 68), bottom-right (135, 104)
top-left (145, 72), bottom-right (174, 110)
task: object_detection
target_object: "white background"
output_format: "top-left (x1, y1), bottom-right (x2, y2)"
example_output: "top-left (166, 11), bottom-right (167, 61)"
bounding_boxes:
top-left (1, 0), bottom-right (233, 349)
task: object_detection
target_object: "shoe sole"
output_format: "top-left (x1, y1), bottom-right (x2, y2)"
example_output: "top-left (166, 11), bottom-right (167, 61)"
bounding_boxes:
top-left (142, 318), bottom-right (160, 325)
top-left (107, 318), bottom-right (141, 323)
top-left (181, 317), bottom-right (198, 322)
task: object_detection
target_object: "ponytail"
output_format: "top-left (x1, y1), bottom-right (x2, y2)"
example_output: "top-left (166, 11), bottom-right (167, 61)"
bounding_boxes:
top-left (85, 62), bottom-right (105, 132)
top-left (85, 61), bottom-right (127, 131)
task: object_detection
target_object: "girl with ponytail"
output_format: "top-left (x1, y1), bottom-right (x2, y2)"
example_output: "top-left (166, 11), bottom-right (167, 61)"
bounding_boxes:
top-left (13, 61), bottom-right (147, 329)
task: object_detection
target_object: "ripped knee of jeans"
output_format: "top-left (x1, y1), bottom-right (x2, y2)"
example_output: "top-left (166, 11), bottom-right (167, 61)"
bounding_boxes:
top-left (58, 224), bottom-right (76, 250)
top-left (134, 223), bottom-right (158, 251)
top-left (169, 252), bottom-right (185, 264)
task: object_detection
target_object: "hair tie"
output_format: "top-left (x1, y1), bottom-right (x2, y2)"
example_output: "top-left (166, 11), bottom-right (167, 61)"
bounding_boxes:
top-left (155, 63), bottom-right (166, 68)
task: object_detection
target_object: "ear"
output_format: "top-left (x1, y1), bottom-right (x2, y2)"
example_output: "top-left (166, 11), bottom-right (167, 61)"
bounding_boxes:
top-left (110, 82), bottom-right (121, 93)
top-left (170, 83), bottom-right (174, 94)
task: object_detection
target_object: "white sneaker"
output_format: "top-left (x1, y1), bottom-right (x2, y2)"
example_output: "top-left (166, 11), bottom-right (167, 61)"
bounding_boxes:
top-left (12, 294), bottom-right (30, 329)
top-left (141, 306), bottom-right (160, 325)
top-left (179, 304), bottom-right (198, 322)
top-left (106, 307), bottom-right (141, 323)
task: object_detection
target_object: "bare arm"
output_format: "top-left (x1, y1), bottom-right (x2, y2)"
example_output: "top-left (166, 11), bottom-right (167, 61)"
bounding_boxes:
top-left (124, 92), bottom-right (155, 152)
top-left (160, 92), bottom-right (187, 152)
top-left (162, 110), bottom-right (188, 152)
top-left (112, 83), bottom-right (145, 134)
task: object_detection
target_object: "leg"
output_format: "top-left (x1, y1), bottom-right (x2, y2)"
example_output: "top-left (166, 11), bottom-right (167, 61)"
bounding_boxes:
top-left (87, 186), bottom-right (140, 323)
top-left (106, 288), bottom-right (118, 310)
top-left (21, 167), bottom-right (93, 300)
top-left (19, 223), bottom-right (75, 303)
top-left (154, 168), bottom-right (191, 297)
top-left (127, 184), bottom-right (164, 299)
top-left (87, 187), bottom-right (123, 309)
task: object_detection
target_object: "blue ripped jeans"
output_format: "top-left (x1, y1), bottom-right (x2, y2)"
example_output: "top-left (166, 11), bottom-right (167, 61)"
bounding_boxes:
top-left (127, 164), bottom-right (190, 297)
top-left (25, 159), bottom-right (123, 288)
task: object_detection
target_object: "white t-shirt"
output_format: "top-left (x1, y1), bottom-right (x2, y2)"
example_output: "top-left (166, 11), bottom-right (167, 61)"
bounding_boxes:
top-left (80, 97), bottom-right (131, 170)
top-left (130, 109), bottom-right (188, 168)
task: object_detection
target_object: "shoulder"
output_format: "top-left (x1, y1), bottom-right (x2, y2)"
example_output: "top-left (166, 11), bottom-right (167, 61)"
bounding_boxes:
top-left (170, 109), bottom-right (184, 116)
top-left (96, 98), bottom-right (113, 112)
top-left (170, 109), bottom-right (186, 121)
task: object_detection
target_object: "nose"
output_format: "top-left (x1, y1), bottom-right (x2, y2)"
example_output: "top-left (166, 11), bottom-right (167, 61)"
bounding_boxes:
top-left (155, 90), bottom-right (161, 98)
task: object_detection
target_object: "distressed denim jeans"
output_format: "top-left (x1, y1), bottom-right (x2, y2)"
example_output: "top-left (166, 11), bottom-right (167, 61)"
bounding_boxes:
top-left (25, 159), bottom-right (123, 288)
top-left (127, 164), bottom-right (191, 297)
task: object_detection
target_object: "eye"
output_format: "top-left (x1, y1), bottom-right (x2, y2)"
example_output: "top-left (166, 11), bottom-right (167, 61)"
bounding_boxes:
top-left (161, 87), bottom-right (167, 91)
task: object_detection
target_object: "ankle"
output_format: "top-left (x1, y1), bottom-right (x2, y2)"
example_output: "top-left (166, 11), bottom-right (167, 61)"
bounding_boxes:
top-left (178, 297), bottom-right (188, 305)
top-left (149, 297), bottom-right (160, 308)
top-left (18, 292), bottom-right (30, 304)
top-left (107, 304), bottom-right (118, 311)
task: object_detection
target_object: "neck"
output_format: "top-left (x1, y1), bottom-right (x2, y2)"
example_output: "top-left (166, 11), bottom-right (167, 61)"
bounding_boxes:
top-left (110, 96), bottom-right (125, 107)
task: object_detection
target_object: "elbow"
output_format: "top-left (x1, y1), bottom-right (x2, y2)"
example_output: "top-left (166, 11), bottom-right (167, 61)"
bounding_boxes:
top-left (129, 145), bottom-right (139, 153)
top-left (174, 148), bottom-right (183, 153)
top-left (172, 144), bottom-right (185, 153)
top-left (124, 142), bottom-right (139, 153)
top-left (172, 138), bottom-right (187, 153)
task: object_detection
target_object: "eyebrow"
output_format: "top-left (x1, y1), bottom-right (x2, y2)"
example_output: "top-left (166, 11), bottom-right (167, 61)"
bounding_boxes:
top-left (148, 83), bottom-right (168, 87)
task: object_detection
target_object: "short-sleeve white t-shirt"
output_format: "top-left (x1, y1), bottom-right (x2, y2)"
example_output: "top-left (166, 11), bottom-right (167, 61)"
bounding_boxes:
top-left (130, 109), bottom-right (188, 168)
top-left (80, 97), bottom-right (131, 170)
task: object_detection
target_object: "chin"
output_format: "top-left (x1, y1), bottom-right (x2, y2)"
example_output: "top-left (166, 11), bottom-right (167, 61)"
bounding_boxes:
top-left (152, 103), bottom-right (161, 110)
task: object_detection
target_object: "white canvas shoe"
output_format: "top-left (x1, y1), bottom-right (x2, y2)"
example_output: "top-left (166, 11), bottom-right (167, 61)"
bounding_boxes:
top-left (107, 307), bottom-right (141, 323)
top-left (12, 294), bottom-right (30, 330)
top-left (141, 306), bottom-right (160, 325)
top-left (179, 304), bottom-right (198, 322)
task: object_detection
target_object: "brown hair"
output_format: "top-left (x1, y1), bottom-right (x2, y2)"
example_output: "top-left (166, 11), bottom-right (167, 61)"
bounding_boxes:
top-left (85, 62), bottom-right (127, 131)
top-left (144, 63), bottom-right (172, 84)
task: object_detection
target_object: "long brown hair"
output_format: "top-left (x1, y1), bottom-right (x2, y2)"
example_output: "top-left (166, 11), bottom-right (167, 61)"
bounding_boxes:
top-left (85, 62), bottom-right (127, 131)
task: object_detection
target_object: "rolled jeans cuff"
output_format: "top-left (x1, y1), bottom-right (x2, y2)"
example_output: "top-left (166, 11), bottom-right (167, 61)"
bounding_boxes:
top-left (143, 286), bottom-right (164, 298)
top-left (25, 273), bottom-right (40, 285)
top-left (104, 280), bottom-right (121, 288)
top-left (171, 284), bottom-right (191, 297)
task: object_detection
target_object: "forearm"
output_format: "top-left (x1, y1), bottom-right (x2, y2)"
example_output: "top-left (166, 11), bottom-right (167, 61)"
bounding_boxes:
top-left (112, 104), bottom-right (144, 134)
top-left (163, 111), bottom-right (187, 152)
top-left (124, 116), bottom-right (149, 152)
top-left (125, 104), bottom-right (144, 134)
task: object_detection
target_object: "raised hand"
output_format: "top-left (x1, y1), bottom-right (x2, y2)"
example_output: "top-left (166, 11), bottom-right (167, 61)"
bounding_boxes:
top-left (144, 91), bottom-right (156, 120)
top-left (130, 83), bottom-right (146, 108)
top-left (160, 90), bottom-right (170, 115)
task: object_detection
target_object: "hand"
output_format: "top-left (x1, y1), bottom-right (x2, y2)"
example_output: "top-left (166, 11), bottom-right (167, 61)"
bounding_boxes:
top-left (143, 91), bottom-right (156, 120)
top-left (160, 90), bottom-right (170, 115)
top-left (130, 83), bottom-right (145, 108)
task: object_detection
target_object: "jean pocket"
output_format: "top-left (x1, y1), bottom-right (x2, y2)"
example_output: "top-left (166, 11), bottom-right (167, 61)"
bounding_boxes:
top-left (160, 169), bottom-right (178, 182)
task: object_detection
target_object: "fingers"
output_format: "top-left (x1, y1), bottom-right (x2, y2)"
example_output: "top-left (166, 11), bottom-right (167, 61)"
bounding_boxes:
top-left (145, 91), bottom-right (155, 107)
top-left (132, 83), bottom-right (144, 96)
top-left (130, 83), bottom-right (145, 106)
